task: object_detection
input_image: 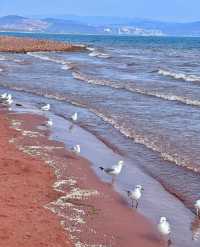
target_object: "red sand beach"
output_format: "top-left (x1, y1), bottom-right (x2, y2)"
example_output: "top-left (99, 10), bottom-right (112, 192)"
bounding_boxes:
top-left (0, 109), bottom-right (71, 247)
top-left (0, 107), bottom-right (164, 247)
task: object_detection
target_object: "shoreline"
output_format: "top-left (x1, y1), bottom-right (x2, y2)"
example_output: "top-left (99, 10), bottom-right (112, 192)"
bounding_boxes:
top-left (0, 36), bottom-right (85, 53)
top-left (0, 106), bottom-right (164, 246)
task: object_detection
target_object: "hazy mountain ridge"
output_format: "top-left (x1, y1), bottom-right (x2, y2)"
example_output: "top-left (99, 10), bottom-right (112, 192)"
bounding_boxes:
top-left (0, 15), bottom-right (200, 36)
top-left (0, 15), bottom-right (48, 32)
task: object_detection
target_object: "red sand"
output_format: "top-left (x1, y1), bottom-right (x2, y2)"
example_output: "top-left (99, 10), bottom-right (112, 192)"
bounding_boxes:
top-left (0, 110), bottom-right (71, 247)
top-left (0, 36), bottom-right (85, 53)
top-left (0, 108), bottom-right (165, 247)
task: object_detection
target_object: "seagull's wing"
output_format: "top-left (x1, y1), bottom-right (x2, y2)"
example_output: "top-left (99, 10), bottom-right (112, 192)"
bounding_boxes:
top-left (166, 222), bottom-right (171, 234)
top-left (111, 164), bottom-right (118, 170)
top-left (104, 168), bottom-right (115, 173)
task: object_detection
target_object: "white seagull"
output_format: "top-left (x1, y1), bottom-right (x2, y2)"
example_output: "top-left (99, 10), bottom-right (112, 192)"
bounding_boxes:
top-left (41, 104), bottom-right (50, 111)
top-left (0, 92), bottom-right (8, 99)
top-left (71, 112), bottom-right (78, 122)
top-left (46, 120), bottom-right (53, 127)
top-left (72, 144), bottom-right (80, 154)
top-left (158, 217), bottom-right (171, 245)
top-left (195, 199), bottom-right (200, 217)
top-left (126, 185), bottom-right (144, 208)
top-left (99, 160), bottom-right (124, 182)
top-left (4, 94), bottom-right (13, 105)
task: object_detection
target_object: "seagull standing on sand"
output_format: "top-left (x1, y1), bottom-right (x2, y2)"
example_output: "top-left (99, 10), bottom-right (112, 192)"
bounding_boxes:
top-left (99, 160), bottom-right (124, 182)
top-left (126, 185), bottom-right (144, 208)
top-left (72, 144), bottom-right (81, 154)
top-left (41, 103), bottom-right (50, 111)
top-left (158, 217), bottom-right (171, 245)
top-left (195, 199), bottom-right (200, 217)
top-left (71, 112), bottom-right (78, 122)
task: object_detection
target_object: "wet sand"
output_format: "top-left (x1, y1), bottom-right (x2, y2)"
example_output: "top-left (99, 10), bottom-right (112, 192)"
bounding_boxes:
top-left (0, 106), bottom-right (165, 246)
top-left (0, 36), bottom-right (85, 53)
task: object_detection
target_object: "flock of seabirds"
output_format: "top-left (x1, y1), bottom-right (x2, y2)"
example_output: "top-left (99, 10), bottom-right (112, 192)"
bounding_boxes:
top-left (1, 91), bottom-right (200, 246)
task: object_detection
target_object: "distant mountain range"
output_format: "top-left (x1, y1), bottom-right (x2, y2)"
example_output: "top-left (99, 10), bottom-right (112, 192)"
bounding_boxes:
top-left (0, 15), bottom-right (200, 36)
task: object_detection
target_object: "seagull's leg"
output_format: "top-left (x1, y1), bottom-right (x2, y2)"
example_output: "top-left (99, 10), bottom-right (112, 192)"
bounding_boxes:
top-left (131, 199), bottom-right (134, 208)
top-left (168, 237), bottom-right (172, 246)
top-left (136, 200), bottom-right (139, 209)
top-left (111, 175), bottom-right (115, 184)
top-left (69, 124), bottom-right (74, 132)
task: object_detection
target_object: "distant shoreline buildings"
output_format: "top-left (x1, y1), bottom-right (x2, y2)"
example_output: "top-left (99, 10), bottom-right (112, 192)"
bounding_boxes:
top-left (103, 26), bottom-right (165, 36)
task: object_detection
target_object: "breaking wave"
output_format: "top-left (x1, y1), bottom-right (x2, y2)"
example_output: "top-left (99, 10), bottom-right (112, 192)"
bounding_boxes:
top-left (27, 52), bottom-right (73, 70)
top-left (86, 47), bottom-right (96, 52)
top-left (89, 51), bottom-right (111, 59)
top-left (89, 109), bottom-right (200, 173)
top-left (73, 71), bottom-right (200, 107)
top-left (86, 46), bottom-right (111, 59)
top-left (158, 69), bottom-right (200, 82)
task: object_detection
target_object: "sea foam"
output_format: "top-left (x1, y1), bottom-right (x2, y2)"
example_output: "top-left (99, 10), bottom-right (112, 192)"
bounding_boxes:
top-left (158, 69), bottom-right (200, 82)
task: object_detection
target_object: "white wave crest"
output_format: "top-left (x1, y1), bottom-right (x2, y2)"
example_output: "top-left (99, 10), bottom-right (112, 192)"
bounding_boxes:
top-left (158, 69), bottom-right (200, 82)
top-left (89, 51), bottom-right (111, 59)
top-left (86, 46), bottom-right (111, 59)
top-left (61, 64), bottom-right (73, 70)
top-left (72, 72), bottom-right (121, 89)
top-left (73, 72), bottom-right (200, 107)
top-left (86, 46), bottom-right (111, 58)
top-left (86, 47), bottom-right (96, 52)
top-left (27, 52), bottom-right (72, 70)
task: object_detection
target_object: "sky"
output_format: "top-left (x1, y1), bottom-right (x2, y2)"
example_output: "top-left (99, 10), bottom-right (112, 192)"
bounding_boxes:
top-left (0, 0), bottom-right (200, 22)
